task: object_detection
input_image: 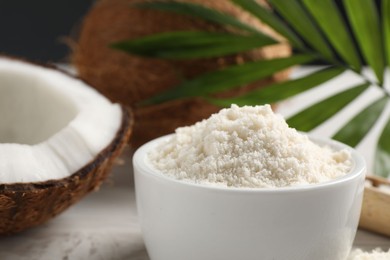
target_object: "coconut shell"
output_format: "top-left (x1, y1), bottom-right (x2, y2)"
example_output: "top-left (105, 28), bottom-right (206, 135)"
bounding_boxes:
top-left (72, 0), bottom-right (292, 147)
top-left (0, 106), bottom-right (133, 235)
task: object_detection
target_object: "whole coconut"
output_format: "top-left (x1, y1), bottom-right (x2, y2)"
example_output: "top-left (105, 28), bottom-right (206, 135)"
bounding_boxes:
top-left (72, 0), bottom-right (291, 147)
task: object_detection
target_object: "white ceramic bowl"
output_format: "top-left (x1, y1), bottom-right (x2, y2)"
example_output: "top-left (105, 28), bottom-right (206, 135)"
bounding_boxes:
top-left (133, 134), bottom-right (366, 260)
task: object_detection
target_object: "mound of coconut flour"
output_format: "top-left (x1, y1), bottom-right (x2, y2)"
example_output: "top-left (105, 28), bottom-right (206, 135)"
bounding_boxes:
top-left (348, 248), bottom-right (390, 260)
top-left (149, 104), bottom-right (352, 188)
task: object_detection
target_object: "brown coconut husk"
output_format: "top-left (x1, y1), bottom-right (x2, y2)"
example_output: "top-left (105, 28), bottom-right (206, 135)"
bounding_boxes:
top-left (72, 0), bottom-right (291, 147)
top-left (0, 107), bottom-right (133, 235)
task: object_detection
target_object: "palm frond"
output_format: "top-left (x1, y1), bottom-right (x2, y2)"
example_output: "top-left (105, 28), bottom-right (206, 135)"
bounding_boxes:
top-left (114, 0), bottom-right (390, 176)
top-left (269, 0), bottom-right (334, 60)
top-left (208, 67), bottom-right (344, 106)
top-left (141, 55), bottom-right (314, 105)
top-left (231, 0), bottom-right (304, 48)
top-left (112, 31), bottom-right (276, 59)
top-left (333, 96), bottom-right (387, 147)
top-left (385, 0), bottom-right (390, 65)
top-left (344, 0), bottom-right (385, 84)
top-left (376, 113), bottom-right (390, 177)
top-left (302, 0), bottom-right (361, 71)
top-left (135, 1), bottom-right (260, 34)
top-left (286, 83), bottom-right (370, 131)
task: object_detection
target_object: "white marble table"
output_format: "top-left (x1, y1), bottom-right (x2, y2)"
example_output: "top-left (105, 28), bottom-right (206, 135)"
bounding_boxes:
top-left (0, 67), bottom-right (389, 259)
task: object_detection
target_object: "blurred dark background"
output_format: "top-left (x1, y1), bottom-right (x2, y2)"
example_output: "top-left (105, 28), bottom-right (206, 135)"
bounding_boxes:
top-left (0, 1), bottom-right (94, 63)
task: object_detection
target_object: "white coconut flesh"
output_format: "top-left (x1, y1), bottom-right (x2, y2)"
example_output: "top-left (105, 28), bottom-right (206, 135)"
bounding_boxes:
top-left (0, 57), bottom-right (122, 184)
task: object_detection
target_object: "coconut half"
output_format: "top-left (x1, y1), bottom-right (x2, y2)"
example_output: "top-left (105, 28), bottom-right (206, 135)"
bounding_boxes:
top-left (0, 57), bottom-right (133, 235)
top-left (72, 0), bottom-right (291, 147)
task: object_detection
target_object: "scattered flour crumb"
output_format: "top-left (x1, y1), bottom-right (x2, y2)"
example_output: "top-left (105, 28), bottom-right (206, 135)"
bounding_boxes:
top-left (348, 248), bottom-right (390, 260)
top-left (149, 104), bottom-right (352, 188)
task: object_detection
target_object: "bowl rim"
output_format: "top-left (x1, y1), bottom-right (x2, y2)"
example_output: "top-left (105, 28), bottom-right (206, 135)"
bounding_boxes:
top-left (133, 133), bottom-right (366, 193)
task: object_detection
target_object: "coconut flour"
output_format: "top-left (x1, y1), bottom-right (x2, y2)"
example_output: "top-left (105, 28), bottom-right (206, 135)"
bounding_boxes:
top-left (348, 248), bottom-right (390, 260)
top-left (149, 105), bottom-right (352, 188)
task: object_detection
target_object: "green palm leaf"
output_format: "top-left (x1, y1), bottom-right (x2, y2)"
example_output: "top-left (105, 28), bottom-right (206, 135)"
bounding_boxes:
top-left (384, 0), bottom-right (390, 65)
top-left (287, 83), bottom-right (370, 131)
top-left (268, 0), bottom-right (334, 60)
top-left (333, 96), bottom-right (387, 147)
top-left (117, 0), bottom-right (390, 177)
top-left (135, 1), bottom-right (260, 34)
top-left (230, 0), bottom-right (304, 48)
top-left (375, 113), bottom-right (390, 177)
top-left (111, 31), bottom-right (276, 59)
top-left (302, 0), bottom-right (361, 71)
top-left (141, 54), bottom-right (314, 105)
top-left (208, 67), bottom-right (344, 106)
top-left (344, 0), bottom-right (385, 84)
